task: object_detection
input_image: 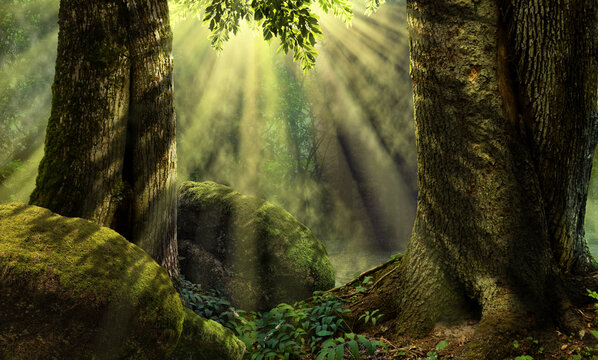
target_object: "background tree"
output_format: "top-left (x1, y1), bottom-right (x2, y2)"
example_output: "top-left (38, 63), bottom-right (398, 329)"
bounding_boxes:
top-left (0, 0), bottom-right (57, 200)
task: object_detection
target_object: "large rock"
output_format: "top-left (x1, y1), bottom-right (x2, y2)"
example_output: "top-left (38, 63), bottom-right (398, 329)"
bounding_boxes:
top-left (168, 308), bottom-right (246, 360)
top-left (178, 181), bottom-right (335, 311)
top-left (0, 202), bottom-right (244, 360)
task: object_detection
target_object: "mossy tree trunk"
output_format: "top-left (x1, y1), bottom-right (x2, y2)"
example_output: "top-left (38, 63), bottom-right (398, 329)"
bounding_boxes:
top-left (30, 0), bottom-right (178, 277)
top-left (389, 0), bottom-right (597, 356)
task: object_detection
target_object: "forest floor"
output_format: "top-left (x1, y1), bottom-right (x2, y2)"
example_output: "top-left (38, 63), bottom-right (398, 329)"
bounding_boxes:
top-left (311, 258), bottom-right (598, 360)
top-left (299, 302), bottom-right (598, 359)
top-left (362, 304), bottom-right (597, 360)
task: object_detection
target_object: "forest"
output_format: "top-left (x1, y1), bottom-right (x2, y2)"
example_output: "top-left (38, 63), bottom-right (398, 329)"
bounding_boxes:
top-left (0, 0), bottom-right (597, 359)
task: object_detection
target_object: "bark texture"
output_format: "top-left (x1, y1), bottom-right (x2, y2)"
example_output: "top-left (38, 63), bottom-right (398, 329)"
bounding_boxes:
top-left (396, 0), bottom-right (598, 352)
top-left (30, 0), bottom-right (178, 277)
top-left (30, 0), bottom-right (130, 224)
top-left (507, 1), bottom-right (598, 274)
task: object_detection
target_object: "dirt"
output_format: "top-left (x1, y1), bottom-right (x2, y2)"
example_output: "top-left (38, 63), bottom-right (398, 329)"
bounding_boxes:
top-left (324, 303), bottom-right (598, 360)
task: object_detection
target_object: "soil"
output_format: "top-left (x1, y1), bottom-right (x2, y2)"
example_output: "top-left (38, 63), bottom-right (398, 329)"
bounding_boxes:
top-left (303, 258), bottom-right (598, 360)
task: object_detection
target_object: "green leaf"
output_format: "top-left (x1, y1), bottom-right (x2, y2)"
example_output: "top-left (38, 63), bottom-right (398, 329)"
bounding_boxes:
top-left (435, 340), bottom-right (448, 351)
top-left (426, 351), bottom-right (438, 360)
top-left (335, 344), bottom-right (344, 360)
top-left (317, 330), bottom-right (334, 337)
top-left (348, 339), bottom-right (359, 359)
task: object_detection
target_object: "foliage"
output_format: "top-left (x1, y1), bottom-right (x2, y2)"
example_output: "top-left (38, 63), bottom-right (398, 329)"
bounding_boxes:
top-left (0, 0), bottom-right (57, 199)
top-left (358, 309), bottom-right (383, 326)
top-left (178, 278), bottom-right (387, 359)
top-left (353, 275), bottom-right (374, 294)
top-left (588, 289), bottom-right (598, 314)
top-left (425, 340), bottom-right (448, 360)
top-left (317, 333), bottom-right (385, 360)
top-left (171, 0), bottom-right (386, 70)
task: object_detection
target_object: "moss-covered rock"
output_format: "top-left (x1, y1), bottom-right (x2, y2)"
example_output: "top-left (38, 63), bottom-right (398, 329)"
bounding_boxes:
top-left (168, 308), bottom-right (245, 360)
top-left (178, 181), bottom-right (335, 311)
top-left (0, 203), bottom-right (176, 359)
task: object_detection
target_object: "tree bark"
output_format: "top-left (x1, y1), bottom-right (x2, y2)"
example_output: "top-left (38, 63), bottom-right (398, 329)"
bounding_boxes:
top-left (30, 0), bottom-right (178, 277)
top-left (390, 0), bottom-right (598, 354)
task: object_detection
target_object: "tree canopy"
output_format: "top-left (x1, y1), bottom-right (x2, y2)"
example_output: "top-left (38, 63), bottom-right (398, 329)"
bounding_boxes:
top-left (171, 0), bottom-right (385, 69)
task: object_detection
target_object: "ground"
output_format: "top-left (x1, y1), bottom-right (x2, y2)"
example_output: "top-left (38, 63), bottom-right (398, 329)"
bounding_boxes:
top-left (306, 257), bottom-right (598, 360)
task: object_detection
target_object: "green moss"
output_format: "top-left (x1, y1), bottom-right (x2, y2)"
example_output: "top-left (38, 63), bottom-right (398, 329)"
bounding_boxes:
top-left (167, 308), bottom-right (245, 360)
top-left (178, 181), bottom-right (335, 310)
top-left (0, 202), bottom-right (184, 359)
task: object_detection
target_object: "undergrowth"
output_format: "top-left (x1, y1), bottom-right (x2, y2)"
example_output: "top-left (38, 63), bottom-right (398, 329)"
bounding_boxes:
top-left (178, 276), bottom-right (387, 359)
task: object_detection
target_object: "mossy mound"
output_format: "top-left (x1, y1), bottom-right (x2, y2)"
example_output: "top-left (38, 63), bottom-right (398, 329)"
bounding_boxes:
top-left (168, 308), bottom-right (245, 360)
top-left (0, 202), bottom-right (243, 360)
top-left (178, 181), bottom-right (335, 311)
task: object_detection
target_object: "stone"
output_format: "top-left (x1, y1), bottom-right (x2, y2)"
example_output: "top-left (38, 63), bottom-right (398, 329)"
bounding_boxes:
top-left (0, 202), bottom-right (244, 360)
top-left (178, 181), bottom-right (335, 311)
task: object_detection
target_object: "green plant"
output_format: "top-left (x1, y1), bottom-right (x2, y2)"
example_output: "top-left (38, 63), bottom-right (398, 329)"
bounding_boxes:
top-left (426, 340), bottom-right (448, 360)
top-left (513, 356), bottom-right (533, 360)
top-left (435, 340), bottom-right (448, 351)
top-left (177, 280), bottom-right (388, 359)
top-left (354, 276), bottom-right (374, 294)
top-left (358, 309), bottom-right (383, 325)
top-left (588, 289), bottom-right (598, 312)
top-left (317, 333), bottom-right (386, 360)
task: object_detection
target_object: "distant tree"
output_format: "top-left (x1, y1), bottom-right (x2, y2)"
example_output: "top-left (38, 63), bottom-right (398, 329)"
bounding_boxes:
top-left (0, 0), bottom-right (56, 188)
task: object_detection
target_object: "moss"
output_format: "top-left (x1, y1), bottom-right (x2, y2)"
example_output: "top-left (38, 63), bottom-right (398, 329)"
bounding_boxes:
top-left (0, 202), bottom-right (184, 359)
top-left (167, 308), bottom-right (245, 360)
top-left (178, 181), bottom-right (335, 311)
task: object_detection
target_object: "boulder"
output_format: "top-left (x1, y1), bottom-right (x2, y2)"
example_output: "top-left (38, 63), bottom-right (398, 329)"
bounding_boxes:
top-left (0, 202), bottom-right (244, 360)
top-left (178, 181), bottom-right (335, 311)
top-left (168, 308), bottom-right (246, 360)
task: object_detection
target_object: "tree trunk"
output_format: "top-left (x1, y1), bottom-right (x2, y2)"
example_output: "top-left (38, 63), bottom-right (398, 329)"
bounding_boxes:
top-left (389, 0), bottom-right (598, 355)
top-left (30, 0), bottom-right (178, 277)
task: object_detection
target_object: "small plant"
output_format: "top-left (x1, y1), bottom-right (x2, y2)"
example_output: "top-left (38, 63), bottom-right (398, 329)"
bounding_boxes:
top-left (435, 340), bottom-right (448, 351)
top-left (426, 340), bottom-right (448, 360)
top-left (317, 333), bottom-right (386, 360)
top-left (389, 253), bottom-right (402, 263)
top-left (354, 276), bottom-right (374, 294)
top-left (358, 309), bottom-right (383, 325)
top-left (588, 289), bottom-right (598, 314)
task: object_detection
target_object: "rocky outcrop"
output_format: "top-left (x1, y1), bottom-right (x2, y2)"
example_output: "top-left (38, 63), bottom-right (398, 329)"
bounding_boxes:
top-left (0, 202), bottom-right (244, 360)
top-left (178, 181), bottom-right (335, 311)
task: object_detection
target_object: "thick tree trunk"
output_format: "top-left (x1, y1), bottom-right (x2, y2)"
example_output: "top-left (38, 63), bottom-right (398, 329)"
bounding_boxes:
top-left (30, 0), bottom-right (178, 277)
top-left (392, 0), bottom-right (598, 353)
top-left (29, 0), bottom-right (130, 224)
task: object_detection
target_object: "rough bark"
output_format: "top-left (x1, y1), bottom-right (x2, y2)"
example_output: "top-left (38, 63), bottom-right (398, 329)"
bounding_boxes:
top-left (30, 0), bottom-right (130, 224)
top-left (507, 1), bottom-right (598, 274)
top-left (30, 0), bottom-right (178, 277)
top-left (390, 0), bottom-right (598, 354)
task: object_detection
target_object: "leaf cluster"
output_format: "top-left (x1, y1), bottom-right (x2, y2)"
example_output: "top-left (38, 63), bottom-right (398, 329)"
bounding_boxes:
top-left (171, 0), bottom-right (358, 70)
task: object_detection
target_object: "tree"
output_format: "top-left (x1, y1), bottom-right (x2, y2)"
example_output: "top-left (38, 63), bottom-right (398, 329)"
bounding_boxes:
top-left (29, 0), bottom-right (178, 276)
top-left (348, 0), bottom-right (598, 357)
